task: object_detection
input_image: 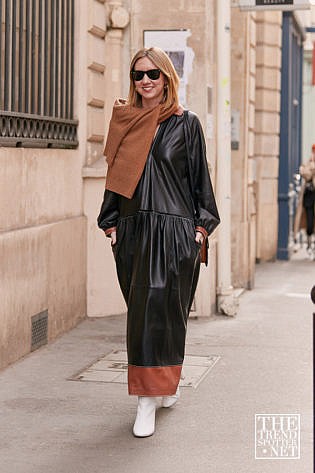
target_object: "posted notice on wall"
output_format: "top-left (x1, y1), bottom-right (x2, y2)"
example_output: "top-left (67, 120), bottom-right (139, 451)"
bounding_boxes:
top-left (143, 30), bottom-right (195, 107)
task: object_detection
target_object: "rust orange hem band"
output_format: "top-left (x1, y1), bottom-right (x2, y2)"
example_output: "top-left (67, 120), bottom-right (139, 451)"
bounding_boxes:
top-left (128, 365), bottom-right (182, 396)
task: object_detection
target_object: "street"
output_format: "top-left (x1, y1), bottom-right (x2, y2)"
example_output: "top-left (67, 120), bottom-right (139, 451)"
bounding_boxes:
top-left (0, 256), bottom-right (313, 473)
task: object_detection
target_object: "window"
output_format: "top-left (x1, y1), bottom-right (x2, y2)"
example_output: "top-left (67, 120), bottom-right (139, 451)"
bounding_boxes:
top-left (0, 0), bottom-right (78, 148)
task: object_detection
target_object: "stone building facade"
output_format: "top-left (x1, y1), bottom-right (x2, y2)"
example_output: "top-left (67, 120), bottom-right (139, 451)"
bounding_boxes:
top-left (255, 12), bottom-right (282, 263)
top-left (84, 0), bottom-right (220, 320)
top-left (1, 0), bottom-right (312, 370)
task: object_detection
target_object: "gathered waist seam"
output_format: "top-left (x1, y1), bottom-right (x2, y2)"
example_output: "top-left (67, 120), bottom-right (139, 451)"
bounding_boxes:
top-left (118, 210), bottom-right (194, 224)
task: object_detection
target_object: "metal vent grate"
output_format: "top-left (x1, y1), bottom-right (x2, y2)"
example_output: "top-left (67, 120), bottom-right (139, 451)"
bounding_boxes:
top-left (31, 310), bottom-right (48, 352)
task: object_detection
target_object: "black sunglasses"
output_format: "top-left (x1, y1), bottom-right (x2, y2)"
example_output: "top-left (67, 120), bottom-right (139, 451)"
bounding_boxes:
top-left (131, 69), bottom-right (161, 81)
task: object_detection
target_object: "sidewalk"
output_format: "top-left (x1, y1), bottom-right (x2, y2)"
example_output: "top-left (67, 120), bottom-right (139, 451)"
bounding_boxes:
top-left (0, 256), bottom-right (313, 473)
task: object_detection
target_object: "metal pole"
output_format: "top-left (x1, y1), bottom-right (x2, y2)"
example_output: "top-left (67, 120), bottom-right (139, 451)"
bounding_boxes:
top-left (216, 0), bottom-right (238, 316)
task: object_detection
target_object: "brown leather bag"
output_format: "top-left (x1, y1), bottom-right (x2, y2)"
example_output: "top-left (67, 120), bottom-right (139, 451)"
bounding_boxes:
top-left (200, 237), bottom-right (208, 265)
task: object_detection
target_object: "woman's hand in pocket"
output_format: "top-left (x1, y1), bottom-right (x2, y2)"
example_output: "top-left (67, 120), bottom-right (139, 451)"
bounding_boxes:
top-left (111, 231), bottom-right (117, 246)
top-left (195, 231), bottom-right (204, 245)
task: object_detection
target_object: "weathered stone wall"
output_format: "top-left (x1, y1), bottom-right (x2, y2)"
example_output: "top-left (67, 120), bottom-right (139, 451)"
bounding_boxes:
top-left (255, 11), bottom-right (282, 262)
top-left (0, 148), bottom-right (87, 370)
top-left (231, 10), bottom-right (257, 289)
top-left (0, 0), bottom-right (91, 369)
top-left (83, 0), bottom-right (128, 317)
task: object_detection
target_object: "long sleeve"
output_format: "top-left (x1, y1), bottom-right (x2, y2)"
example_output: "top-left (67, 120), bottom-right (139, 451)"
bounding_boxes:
top-left (186, 111), bottom-right (220, 236)
top-left (97, 189), bottom-right (120, 234)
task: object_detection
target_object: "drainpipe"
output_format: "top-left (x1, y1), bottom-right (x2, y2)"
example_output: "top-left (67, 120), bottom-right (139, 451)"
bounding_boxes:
top-left (216, 0), bottom-right (238, 316)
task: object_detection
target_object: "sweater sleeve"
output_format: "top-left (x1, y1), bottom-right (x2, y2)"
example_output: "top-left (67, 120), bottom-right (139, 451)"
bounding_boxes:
top-left (186, 111), bottom-right (220, 236)
top-left (97, 189), bottom-right (119, 235)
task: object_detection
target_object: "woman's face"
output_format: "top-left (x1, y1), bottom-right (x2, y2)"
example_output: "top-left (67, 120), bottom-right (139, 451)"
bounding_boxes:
top-left (133, 56), bottom-right (166, 108)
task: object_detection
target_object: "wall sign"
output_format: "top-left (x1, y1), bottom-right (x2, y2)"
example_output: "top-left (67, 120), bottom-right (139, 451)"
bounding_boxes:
top-left (235, 0), bottom-right (311, 10)
top-left (257, 0), bottom-right (293, 5)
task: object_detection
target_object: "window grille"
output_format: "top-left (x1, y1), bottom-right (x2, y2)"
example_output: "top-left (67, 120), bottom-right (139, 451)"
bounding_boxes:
top-left (0, 0), bottom-right (78, 148)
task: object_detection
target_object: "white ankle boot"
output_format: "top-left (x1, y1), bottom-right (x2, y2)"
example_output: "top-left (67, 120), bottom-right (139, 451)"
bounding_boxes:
top-left (162, 386), bottom-right (180, 408)
top-left (133, 396), bottom-right (157, 437)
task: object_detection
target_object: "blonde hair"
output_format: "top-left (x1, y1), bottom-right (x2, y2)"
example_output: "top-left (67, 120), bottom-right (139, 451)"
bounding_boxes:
top-left (128, 47), bottom-right (180, 109)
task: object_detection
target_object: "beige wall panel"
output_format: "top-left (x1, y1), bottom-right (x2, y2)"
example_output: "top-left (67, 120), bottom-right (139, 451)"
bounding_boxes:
top-left (250, 16), bottom-right (257, 46)
top-left (185, 0), bottom-right (207, 12)
top-left (248, 184), bottom-right (256, 216)
top-left (84, 177), bottom-right (126, 316)
top-left (194, 239), bottom-right (217, 316)
top-left (249, 76), bottom-right (256, 102)
top-left (231, 231), bottom-right (240, 286)
top-left (254, 13), bottom-right (281, 262)
top-left (248, 157), bottom-right (256, 183)
top-left (248, 212), bottom-right (256, 287)
top-left (0, 226), bottom-right (48, 369)
top-left (258, 202), bottom-right (278, 260)
top-left (255, 111), bottom-right (280, 134)
top-left (250, 48), bottom-right (256, 75)
top-left (88, 69), bottom-right (106, 104)
top-left (0, 0), bottom-right (99, 370)
top-left (88, 0), bottom-right (107, 31)
top-left (255, 88), bottom-right (280, 112)
top-left (256, 67), bottom-right (281, 90)
top-left (256, 11), bottom-right (282, 26)
top-left (0, 217), bottom-right (86, 370)
top-left (232, 37), bottom-right (247, 74)
top-left (256, 22), bottom-right (282, 46)
top-left (0, 148), bottom-right (82, 233)
top-left (255, 134), bottom-right (279, 156)
top-left (259, 178), bottom-right (278, 205)
top-left (133, 0), bottom-right (205, 16)
top-left (231, 167), bottom-right (244, 219)
top-left (258, 157), bottom-right (279, 179)
top-left (86, 142), bottom-right (105, 167)
top-left (87, 107), bottom-right (106, 138)
top-left (231, 9), bottom-right (256, 289)
top-left (256, 45), bottom-right (281, 68)
top-left (83, 3), bottom-right (128, 318)
top-left (104, 29), bottom-right (125, 121)
top-left (48, 217), bottom-right (87, 339)
top-left (0, 148), bottom-right (25, 231)
top-left (249, 102), bottom-right (256, 128)
top-left (231, 221), bottom-right (249, 288)
top-left (88, 34), bottom-right (107, 67)
top-left (248, 132), bottom-right (255, 160)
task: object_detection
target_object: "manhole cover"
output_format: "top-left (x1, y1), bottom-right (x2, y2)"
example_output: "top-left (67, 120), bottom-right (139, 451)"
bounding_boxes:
top-left (70, 350), bottom-right (220, 388)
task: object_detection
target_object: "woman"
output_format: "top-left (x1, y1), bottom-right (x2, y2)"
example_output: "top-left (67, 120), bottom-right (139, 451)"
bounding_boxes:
top-left (97, 47), bottom-right (220, 437)
top-left (294, 144), bottom-right (315, 259)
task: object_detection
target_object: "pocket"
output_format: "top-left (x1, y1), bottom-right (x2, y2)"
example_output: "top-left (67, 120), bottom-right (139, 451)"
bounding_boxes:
top-left (111, 240), bottom-right (118, 258)
top-left (188, 222), bottom-right (201, 253)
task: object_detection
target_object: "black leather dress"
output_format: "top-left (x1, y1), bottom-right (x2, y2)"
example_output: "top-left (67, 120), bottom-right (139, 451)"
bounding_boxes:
top-left (98, 112), bottom-right (220, 396)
